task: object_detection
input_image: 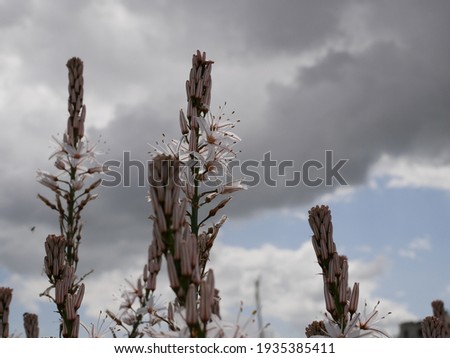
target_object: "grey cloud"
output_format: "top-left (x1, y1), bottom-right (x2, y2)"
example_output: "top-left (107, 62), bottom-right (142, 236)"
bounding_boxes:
top-left (0, 0), bottom-right (31, 28)
top-left (229, 7), bottom-right (450, 213)
top-left (123, 0), bottom-right (353, 59)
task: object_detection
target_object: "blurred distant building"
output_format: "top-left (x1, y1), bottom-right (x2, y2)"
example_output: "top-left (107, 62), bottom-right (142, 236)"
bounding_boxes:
top-left (399, 321), bottom-right (423, 338)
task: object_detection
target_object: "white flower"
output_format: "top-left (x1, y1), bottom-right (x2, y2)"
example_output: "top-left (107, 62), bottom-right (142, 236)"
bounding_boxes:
top-left (135, 293), bottom-right (166, 318)
top-left (196, 113), bottom-right (240, 163)
top-left (315, 301), bottom-right (391, 338)
top-left (356, 301), bottom-right (391, 337)
top-left (36, 170), bottom-right (60, 191)
top-left (149, 107), bottom-right (241, 190)
top-left (50, 136), bottom-right (101, 169)
top-left (71, 178), bottom-right (84, 191)
top-left (209, 302), bottom-right (258, 338)
top-left (143, 300), bottom-right (260, 338)
top-left (80, 311), bottom-right (115, 338)
top-left (318, 313), bottom-right (362, 338)
top-left (217, 180), bottom-right (248, 194)
top-left (150, 137), bottom-right (190, 162)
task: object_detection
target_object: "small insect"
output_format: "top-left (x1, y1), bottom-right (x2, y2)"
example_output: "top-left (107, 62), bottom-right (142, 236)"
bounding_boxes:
top-left (30, 226), bottom-right (36, 232)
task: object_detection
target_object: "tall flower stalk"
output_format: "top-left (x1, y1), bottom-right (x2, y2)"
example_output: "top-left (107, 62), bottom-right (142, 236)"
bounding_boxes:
top-left (108, 50), bottom-right (246, 338)
top-left (0, 287), bottom-right (13, 338)
top-left (23, 313), bottom-right (39, 338)
top-left (37, 57), bottom-right (104, 337)
top-left (422, 300), bottom-right (449, 337)
top-left (306, 205), bottom-right (390, 338)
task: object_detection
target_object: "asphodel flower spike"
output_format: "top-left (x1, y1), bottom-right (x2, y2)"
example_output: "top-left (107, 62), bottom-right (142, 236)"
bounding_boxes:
top-left (37, 57), bottom-right (104, 338)
top-left (306, 205), bottom-right (389, 338)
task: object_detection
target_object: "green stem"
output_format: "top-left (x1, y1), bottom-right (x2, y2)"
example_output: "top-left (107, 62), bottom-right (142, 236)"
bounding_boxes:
top-left (65, 165), bottom-right (77, 267)
top-left (191, 177), bottom-right (200, 237)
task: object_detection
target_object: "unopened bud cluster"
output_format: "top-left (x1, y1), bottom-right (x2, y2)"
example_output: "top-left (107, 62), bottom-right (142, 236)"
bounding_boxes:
top-left (308, 205), bottom-right (359, 331)
top-left (422, 316), bottom-right (447, 338)
top-left (305, 320), bottom-right (326, 337)
top-left (44, 235), bottom-right (85, 338)
top-left (65, 57), bottom-right (86, 147)
top-left (23, 313), bottom-right (39, 338)
top-left (421, 300), bottom-right (449, 337)
top-left (0, 287), bottom-right (13, 338)
top-left (185, 50), bottom-right (213, 120)
top-left (183, 270), bottom-right (221, 337)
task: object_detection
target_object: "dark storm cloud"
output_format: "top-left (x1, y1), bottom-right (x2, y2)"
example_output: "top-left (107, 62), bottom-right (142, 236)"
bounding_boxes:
top-left (228, 0), bottom-right (450, 213)
top-left (126, 0), bottom-right (351, 57)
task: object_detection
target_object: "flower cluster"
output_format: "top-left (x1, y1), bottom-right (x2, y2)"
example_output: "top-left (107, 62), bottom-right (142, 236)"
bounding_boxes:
top-left (152, 51), bottom-right (246, 215)
top-left (306, 205), bottom-right (390, 338)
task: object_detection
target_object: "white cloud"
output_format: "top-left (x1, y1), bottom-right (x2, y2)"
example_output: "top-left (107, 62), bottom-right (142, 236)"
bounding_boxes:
top-left (2, 272), bottom-right (43, 314)
top-left (370, 154), bottom-right (450, 191)
top-left (398, 235), bottom-right (432, 259)
top-left (2, 240), bottom-right (418, 338)
top-left (445, 285), bottom-right (450, 300)
top-left (355, 244), bottom-right (375, 254)
top-left (317, 185), bottom-right (358, 205)
top-left (207, 241), bottom-right (413, 337)
top-left (279, 207), bottom-right (309, 221)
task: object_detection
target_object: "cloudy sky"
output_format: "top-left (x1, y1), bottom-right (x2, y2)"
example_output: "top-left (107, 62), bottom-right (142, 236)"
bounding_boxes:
top-left (1, 0), bottom-right (450, 337)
